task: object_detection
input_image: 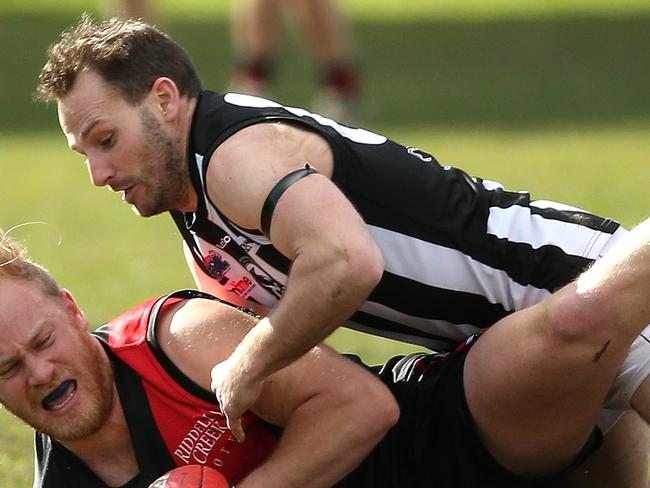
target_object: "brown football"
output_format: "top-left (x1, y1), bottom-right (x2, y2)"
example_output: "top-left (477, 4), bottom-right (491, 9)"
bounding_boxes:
top-left (148, 465), bottom-right (232, 488)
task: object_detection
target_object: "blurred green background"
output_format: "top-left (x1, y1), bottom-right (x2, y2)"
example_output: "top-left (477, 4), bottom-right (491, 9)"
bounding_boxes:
top-left (1, 0), bottom-right (649, 485)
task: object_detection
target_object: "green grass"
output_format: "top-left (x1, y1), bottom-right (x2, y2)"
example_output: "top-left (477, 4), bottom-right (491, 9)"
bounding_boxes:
top-left (1, 0), bottom-right (649, 485)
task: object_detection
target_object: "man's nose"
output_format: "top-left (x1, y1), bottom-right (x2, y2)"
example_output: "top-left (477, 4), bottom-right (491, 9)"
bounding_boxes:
top-left (26, 355), bottom-right (55, 388)
top-left (86, 156), bottom-right (114, 187)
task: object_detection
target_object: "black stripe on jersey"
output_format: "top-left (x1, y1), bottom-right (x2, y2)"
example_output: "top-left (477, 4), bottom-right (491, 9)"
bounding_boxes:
top-left (110, 349), bottom-right (176, 484)
top-left (251, 242), bottom-right (291, 273)
top-left (361, 198), bottom-right (596, 292)
top-left (346, 161), bottom-right (614, 292)
top-left (148, 341), bottom-right (219, 404)
top-left (348, 310), bottom-right (458, 350)
top-left (482, 233), bottom-right (594, 291)
top-left (370, 271), bottom-right (511, 328)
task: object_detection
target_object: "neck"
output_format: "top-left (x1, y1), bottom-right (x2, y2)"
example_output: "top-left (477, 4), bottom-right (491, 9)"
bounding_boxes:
top-left (175, 96), bottom-right (199, 213)
top-left (62, 384), bottom-right (138, 486)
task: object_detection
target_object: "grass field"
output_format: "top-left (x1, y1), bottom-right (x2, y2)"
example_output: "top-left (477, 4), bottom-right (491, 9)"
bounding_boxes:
top-left (1, 1), bottom-right (649, 485)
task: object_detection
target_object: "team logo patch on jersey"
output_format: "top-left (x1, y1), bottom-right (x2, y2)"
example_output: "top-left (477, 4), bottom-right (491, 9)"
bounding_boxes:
top-left (203, 250), bottom-right (231, 280)
top-left (227, 276), bottom-right (255, 297)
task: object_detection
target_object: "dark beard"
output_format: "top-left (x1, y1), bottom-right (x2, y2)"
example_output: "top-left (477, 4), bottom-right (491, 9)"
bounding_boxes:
top-left (136, 108), bottom-right (191, 217)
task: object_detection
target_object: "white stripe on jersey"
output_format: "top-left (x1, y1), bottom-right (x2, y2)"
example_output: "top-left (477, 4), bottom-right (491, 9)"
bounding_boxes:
top-left (487, 204), bottom-right (612, 259)
top-left (358, 300), bottom-right (480, 344)
top-left (368, 225), bottom-right (552, 311)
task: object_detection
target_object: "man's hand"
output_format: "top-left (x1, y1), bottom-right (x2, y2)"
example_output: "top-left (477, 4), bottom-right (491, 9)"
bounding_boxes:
top-left (211, 356), bottom-right (265, 443)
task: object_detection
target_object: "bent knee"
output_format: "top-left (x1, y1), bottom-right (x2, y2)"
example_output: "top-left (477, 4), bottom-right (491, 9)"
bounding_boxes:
top-left (367, 382), bottom-right (400, 432)
top-left (541, 284), bottom-right (620, 353)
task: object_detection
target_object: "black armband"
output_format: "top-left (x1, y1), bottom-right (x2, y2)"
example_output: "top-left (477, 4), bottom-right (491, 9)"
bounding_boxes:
top-left (261, 165), bottom-right (319, 236)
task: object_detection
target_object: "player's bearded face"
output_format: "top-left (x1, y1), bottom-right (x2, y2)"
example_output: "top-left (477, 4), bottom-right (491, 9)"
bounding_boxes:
top-left (0, 283), bottom-right (116, 442)
top-left (57, 70), bottom-right (193, 217)
top-left (11, 332), bottom-right (115, 441)
top-left (129, 107), bottom-right (190, 217)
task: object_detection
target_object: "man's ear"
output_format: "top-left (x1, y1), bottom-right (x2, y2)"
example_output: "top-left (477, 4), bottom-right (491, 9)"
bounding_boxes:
top-left (59, 288), bottom-right (88, 331)
top-left (150, 77), bottom-right (181, 122)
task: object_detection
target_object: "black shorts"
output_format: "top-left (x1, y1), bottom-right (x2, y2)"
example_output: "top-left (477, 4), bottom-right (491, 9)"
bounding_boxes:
top-left (338, 339), bottom-right (601, 487)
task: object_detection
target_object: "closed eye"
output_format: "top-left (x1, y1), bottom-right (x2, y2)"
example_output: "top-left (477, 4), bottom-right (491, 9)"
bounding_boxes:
top-left (35, 333), bottom-right (54, 351)
top-left (0, 362), bottom-right (20, 380)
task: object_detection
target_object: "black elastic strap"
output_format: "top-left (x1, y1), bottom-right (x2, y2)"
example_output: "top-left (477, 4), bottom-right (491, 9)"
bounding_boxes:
top-left (260, 165), bottom-right (319, 236)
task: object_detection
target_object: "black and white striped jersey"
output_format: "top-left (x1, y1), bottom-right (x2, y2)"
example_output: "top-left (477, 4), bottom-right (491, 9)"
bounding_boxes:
top-left (172, 90), bottom-right (622, 350)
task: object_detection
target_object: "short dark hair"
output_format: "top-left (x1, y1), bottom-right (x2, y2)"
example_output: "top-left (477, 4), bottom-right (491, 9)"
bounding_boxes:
top-left (37, 13), bottom-right (203, 104)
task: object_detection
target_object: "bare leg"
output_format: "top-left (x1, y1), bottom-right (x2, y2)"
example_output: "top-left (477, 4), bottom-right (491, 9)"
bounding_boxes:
top-left (231, 0), bottom-right (284, 63)
top-left (289, 0), bottom-right (361, 123)
top-left (464, 217), bottom-right (650, 475)
top-left (566, 410), bottom-right (649, 488)
top-left (632, 375), bottom-right (650, 423)
top-left (289, 0), bottom-right (354, 65)
top-left (229, 0), bottom-right (284, 96)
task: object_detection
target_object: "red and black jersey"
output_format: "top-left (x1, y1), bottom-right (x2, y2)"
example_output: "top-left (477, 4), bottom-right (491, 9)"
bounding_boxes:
top-left (34, 290), bottom-right (278, 488)
top-left (34, 291), bottom-right (600, 488)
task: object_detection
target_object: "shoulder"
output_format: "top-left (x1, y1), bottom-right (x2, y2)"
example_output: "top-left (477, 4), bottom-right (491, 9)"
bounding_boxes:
top-left (215, 122), bottom-right (322, 162)
top-left (154, 298), bottom-right (259, 389)
top-left (204, 120), bottom-right (333, 229)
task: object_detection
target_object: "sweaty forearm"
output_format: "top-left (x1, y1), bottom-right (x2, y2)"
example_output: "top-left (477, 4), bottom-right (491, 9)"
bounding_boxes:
top-left (230, 245), bottom-right (382, 382)
top-left (238, 368), bottom-right (398, 488)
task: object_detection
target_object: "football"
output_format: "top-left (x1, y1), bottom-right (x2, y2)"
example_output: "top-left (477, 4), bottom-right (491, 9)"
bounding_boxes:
top-left (148, 465), bottom-right (232, 488)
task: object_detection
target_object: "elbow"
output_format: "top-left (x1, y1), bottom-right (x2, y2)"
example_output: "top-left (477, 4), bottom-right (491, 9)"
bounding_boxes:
top-left (346, 241), bottom-right (384, 296)
top-left (366, 246), bottom-right (385, 290)
top-left (378, 389), bottom-right (400, 435)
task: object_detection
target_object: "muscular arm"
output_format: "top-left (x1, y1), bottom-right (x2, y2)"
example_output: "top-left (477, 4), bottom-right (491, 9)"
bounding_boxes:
top-left (158, 298), bottom-right (398, 487)
top-left (207, 122), bottom-right (384, 385)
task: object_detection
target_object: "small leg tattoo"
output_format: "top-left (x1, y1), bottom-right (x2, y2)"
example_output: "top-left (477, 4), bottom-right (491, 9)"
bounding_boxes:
top-left (593, 339), bottom-right (611, 362)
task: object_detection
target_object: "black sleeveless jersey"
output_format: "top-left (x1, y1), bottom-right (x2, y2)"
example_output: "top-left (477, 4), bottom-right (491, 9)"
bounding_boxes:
top-left (172, 91), bottom-right (622, 350)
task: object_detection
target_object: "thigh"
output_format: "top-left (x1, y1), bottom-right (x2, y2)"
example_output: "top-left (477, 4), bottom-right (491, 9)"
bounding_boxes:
top-left (374, 349), bottom-right (572, 488)
top-left (463, 295), bottom-right (625, 476)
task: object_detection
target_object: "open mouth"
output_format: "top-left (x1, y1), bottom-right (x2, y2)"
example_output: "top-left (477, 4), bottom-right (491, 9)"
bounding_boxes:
top-left (122, 185), bottom-right (137, 204)
top-left (42, 380), bottom-right (77, 411)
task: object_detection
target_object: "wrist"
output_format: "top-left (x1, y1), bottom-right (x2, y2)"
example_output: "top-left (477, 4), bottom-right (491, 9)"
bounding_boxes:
top-left (231, 316), bottom-right (274, 381)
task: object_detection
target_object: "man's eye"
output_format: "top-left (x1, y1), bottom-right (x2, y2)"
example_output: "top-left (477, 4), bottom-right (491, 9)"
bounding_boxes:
top-left (0, 364), bottom-right (19, 379)
top-left (36, 334), bottom-right (53, 350)
top-left (99, 135), bottom-right (114, 148)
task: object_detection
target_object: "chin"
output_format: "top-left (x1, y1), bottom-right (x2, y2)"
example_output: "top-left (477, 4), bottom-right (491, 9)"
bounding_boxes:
top-left (131, 199), bottom-right (171, 218)
top-left (131, 204), bottom-right (158, 218)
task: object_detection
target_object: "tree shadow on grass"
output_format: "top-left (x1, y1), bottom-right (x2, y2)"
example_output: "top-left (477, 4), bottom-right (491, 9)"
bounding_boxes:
top-left (1, 12), bottom-right (649, 133)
